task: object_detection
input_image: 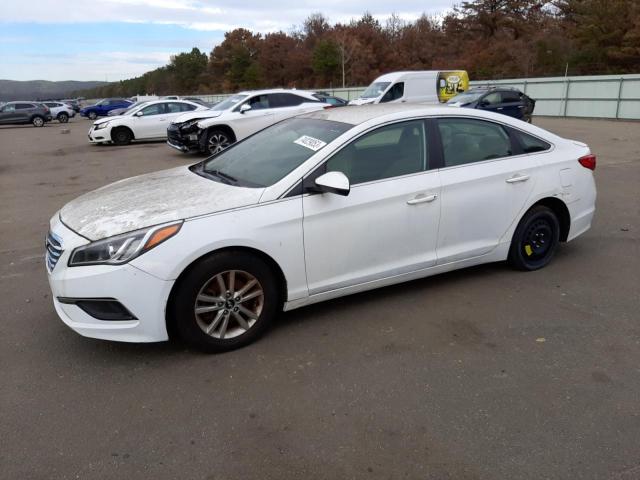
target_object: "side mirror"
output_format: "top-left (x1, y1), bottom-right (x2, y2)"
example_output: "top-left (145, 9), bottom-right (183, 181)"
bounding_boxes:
top-left (239, 104), bottom-right (252, 114)
top-left (134, 110), bottom-right (143, 117)
top-left (314, 171), bottom-right (350, 196)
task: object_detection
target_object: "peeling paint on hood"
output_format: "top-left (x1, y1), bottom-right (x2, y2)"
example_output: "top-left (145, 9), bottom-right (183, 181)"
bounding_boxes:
top-left (173, 110), bottom-right (222, 125)
top-left (60, 166), bottom-right (264, 240)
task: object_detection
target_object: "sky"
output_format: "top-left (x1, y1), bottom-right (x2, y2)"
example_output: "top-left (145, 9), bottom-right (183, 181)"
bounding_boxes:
top-left (0, 0), bottom-right (456, 82)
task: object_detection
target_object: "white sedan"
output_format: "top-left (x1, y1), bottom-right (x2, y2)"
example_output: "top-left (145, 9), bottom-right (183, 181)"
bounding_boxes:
top-left (47, 105), bottom-right (596, 352)
top-left (88, 99), bottom-right (208, 145)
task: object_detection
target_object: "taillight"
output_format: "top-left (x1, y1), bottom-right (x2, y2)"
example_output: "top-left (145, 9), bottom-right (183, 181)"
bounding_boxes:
top-left (578, 154), bottom-right (596, 171)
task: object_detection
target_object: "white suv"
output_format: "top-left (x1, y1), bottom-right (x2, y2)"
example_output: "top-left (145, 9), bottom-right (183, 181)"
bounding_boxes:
top-left (43, 101), bottom-right (76, 123)
top-left (88, 99), bottom-right (208, 145)
top-left (167, 89), bottom-right (327, 155)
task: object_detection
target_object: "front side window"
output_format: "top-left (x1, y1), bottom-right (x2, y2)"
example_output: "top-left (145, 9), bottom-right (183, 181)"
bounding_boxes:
top-left (140, 103), bottom-right (164, 116)
top-left (438, 118), bottom-right (512, 167)
top-left (326, 120), bottom-right (427, 184)
top-left (380, 82), bottom-right (405, 103)
top-left (212, 94), bottom-right (247, 111)
top-left (201, 118), bottom-right (351, 188)
top-left (482, 92), bottom-right (501, 106)
top-left (244, 95), bottom-right (270, 111)
top-left (2, 104), bottom-right (16, 112)
top-left (361, 81), bottom-right (391, 99)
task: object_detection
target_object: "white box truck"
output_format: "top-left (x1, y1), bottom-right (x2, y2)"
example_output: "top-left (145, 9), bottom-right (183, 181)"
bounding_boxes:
top-left (349, 70), bottom-right (469, 105)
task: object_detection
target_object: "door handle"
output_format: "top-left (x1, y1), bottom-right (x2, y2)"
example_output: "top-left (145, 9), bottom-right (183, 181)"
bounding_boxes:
top-left (407, 193), bottom-right (438, 205)
top-left (497, 107), bottom-right (504, 110)
top-left (506, 174), bottom-right (530, 184)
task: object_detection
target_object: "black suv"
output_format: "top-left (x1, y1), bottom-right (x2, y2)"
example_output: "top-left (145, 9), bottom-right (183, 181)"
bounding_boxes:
top-left (447, 87), bottom-right (535, 122)
top-left (0, 101), bottom-right (53, 127)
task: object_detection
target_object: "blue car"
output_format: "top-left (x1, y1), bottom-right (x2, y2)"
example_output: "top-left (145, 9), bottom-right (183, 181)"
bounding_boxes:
top-left (80, 98), bottom-right (133, 120)
top-left (447, 87), bottom-right (536, 122)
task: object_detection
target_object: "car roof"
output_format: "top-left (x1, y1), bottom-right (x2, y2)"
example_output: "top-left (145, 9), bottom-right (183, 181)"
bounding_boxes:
top-left (236, 88), bottom-right (316, 98)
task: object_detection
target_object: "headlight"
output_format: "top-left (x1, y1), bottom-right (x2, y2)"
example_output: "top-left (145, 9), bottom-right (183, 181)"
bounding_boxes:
top-left (94, 122), bottom-right (110, 130)
top-left (68, 221), bottom-right (182, 267)
top-left (180, 119), bottom-right (200, 130)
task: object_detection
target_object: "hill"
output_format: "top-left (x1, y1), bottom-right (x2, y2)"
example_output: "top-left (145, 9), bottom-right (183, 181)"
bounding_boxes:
top-left (0, 80), bottom-right (109, 101)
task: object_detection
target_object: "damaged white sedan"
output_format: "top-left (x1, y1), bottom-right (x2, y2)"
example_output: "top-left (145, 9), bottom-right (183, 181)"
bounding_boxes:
top-left (46, 105), bottom-right (596, 352)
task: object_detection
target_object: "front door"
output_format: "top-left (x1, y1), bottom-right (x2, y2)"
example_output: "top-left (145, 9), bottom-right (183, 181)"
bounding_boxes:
top-left (232, 94), bottom-right (275, 140)
top-left (303, 119), bottom-right (441, 295)
top-left (134, 103), bottom-right (168, 138)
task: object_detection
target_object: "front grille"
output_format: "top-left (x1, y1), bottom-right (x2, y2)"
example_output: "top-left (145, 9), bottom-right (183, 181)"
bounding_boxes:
top-left (45, 231), bottom-right (64, 272)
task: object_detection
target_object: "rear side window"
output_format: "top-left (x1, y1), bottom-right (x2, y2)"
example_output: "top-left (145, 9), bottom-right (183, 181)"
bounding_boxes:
top-left (501, 90), bottom-right (522, 103)
top-left (380, 82), bottom-right (405, 103)
top-left (437, 118), bottom-right (512, 167)
top-left (511, 129), bottom-right (551, 153)
top-left (270, 93), bottom-right (310, 107)
top-left (16, 103), bottom-right (34, 109)
top-left (326, 120), bottom-right (427, 184)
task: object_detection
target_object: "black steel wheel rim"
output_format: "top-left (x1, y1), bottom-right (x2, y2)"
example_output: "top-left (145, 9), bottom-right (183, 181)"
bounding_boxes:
top-left (522, 219), bottom-right (553, 260)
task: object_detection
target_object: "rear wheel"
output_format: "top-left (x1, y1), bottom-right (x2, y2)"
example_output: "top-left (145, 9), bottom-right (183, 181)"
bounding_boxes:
top-left (111, 127), bottom-right (133, 146)
top-left (172, 251), bottom-right (281, 352)
top-left (88, 111), bottom-right (97, 120)
top-left (32, 116), bottom-right (45, 127)
top-left (205, 128), bottom-right (232, 155)
top-left (57, 112), bottom-right (69, 123)
top-left (508, 205), bottom-right (560, 271)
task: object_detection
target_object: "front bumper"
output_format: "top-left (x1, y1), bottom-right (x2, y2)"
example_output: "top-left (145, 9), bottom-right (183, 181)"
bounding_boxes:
top-left (167, 124), bottom-right (199, 153)
top-left (87, 124), bottom-right (112, 143)
top-left (46, 215), bottom-right (173, 342)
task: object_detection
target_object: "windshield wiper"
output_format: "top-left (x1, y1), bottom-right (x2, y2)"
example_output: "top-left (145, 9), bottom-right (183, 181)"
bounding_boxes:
top-left (208, 169), bottom-right (238, 184)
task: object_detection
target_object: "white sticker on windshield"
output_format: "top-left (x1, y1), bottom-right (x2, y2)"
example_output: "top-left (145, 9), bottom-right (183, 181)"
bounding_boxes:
top-left (294, 135), bottom-right (327, 151)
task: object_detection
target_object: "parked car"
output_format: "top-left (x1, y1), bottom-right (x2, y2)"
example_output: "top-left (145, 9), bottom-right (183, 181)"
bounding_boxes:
top-left (313, 92), bottom-right (348, 107)
top-left (350, 70), bottom-right (469, 105)
top-left (80, 98), bottom-right (133, 120)
top-left (447, 86), bottom-right (536, 122)
top-left (61, 99), bottom-right (81, 112)
top-left (88, 99), bottom-right (208, 145)
top-left (167, 89), bottom-right (326, 155)
top-left (107, 101), bottom-right (149, 117)
top-left (0, 101), bottom-right (52, 127)
top-left (46, 104), bottom-right (596, 352)
top-left (42, 101), bottom-right (75, 123)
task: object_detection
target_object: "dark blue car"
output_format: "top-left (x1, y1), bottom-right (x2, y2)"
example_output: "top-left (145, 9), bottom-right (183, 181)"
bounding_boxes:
top-left (447, 87), bottom-right (536, 122)
top-left (80, 98), bottom-right (133, 120)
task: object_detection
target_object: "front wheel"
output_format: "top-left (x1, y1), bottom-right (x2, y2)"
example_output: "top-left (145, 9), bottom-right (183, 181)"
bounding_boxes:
top-left (32, 116), bottom-right (45, 127)
top-left (58, 112), bottom-right (69, 123)
top-left (172, 251), bottom-right (281, 352)
top-left (111, 127), bottom-right (132, 145)
top-left (508, 205), bottom-right (560, 271)
top-left (88, 111), bottom-right (97, 120)
top-left (205, 129), bottom-right (232, 155)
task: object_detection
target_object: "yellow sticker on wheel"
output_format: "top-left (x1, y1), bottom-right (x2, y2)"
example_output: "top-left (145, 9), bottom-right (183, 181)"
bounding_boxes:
top-left (525, 245), bottom-right (533, 256)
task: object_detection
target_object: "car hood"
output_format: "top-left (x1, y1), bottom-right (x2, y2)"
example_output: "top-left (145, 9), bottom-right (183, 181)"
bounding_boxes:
top-left (349, 98), bottom-right (377, 106)
top-left (94, 116), bottom-right (123, 125)
top-left (60, 166), bottom-right (264, 240)
top-left (173, 110), bottom-right (223, 125)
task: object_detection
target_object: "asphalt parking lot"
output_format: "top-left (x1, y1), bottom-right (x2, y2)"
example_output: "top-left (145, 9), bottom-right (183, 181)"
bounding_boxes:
top-left (1, 116), bottom-right (639, 480)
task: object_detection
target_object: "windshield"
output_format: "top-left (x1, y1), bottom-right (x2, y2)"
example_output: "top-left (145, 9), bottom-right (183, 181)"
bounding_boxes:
top-left (200, 118), bottom-right (351, 188)
top-left (211, 94), bottom-right (247, 111)
top-left (448, 92), bottom-right (483, 104)
top-left (124, 101), bottom-right (149, 115)
top-left (361, 82), bottom-right (391, 99)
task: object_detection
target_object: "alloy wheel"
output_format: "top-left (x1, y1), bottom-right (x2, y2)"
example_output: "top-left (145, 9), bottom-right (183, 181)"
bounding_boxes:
top-left (207, 132), bottom-right (231, 154)
top-left (194, 270), bottom-right (264, 340)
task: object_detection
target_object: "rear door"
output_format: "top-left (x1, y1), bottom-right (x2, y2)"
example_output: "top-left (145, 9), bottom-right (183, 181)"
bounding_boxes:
top-left (15, 103), bottom-right (35, 122)
top-left (499, 90), bottom-right (526, 119)
top-left (435, 116), bottom-right (539, 264)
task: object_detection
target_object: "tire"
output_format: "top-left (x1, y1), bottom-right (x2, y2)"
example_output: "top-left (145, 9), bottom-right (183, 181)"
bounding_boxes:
top-left (88, 111), bottom-right (97, 120)
top-left (111, 127), bottom-right (133, 146)
top-left (32, 116), bottom-right (45, 127)
top-left (172, 251), bottom-right (281, 353)
top-left (508, 205), bottom-right (560, 271)
top-left (204, 128), bottom-right (233, 155)
top-left (57, 112), bottom-right (69, 123)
